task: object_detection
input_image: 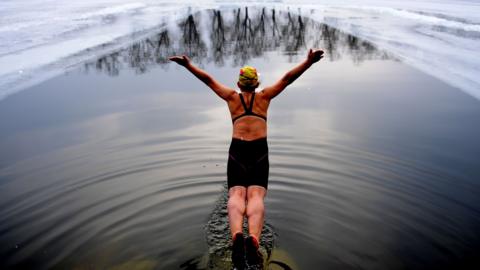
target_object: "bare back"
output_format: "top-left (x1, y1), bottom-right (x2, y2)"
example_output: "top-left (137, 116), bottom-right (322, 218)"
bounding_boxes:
top-left (227, 90), bottom-right (270, 141)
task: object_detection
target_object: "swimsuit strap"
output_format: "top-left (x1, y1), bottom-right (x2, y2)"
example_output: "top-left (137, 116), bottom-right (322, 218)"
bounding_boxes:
top-left (239, 92), bottom-right (256, 113)
top-left (233, 92), bottom-right (266, 123)
top-left (239, 93), bottom-right (247, 112)
top-left (249, 92), bottom-right (256, 112)
top-left (239, 92), bottom-right (255, 113)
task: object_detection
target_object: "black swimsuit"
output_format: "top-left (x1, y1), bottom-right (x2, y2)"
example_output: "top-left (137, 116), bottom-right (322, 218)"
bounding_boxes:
top-left (227, 92), bottom-right (269, 189)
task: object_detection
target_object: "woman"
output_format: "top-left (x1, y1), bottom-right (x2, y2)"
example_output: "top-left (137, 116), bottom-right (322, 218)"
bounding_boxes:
top-left (169, 48), bottom-right (324, 268)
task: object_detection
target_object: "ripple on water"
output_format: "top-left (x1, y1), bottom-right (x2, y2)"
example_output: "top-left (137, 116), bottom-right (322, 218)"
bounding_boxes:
top-left (0, 135), bottom-right (231, 268)
top-left (266, 135), bottom-right (479, 268)
top-left (1, 132), bottom-right (479, 269)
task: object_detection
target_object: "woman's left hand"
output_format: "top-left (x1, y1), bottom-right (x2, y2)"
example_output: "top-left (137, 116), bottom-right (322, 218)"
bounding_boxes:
top-left (168, 55), bottom-right (191, 66)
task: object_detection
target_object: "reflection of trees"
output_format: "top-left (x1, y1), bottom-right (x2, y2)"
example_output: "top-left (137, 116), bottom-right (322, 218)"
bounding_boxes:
top-left (86, 7), bottom-right (391, 75)
top-left (84, 30), bottom-right (173, 75)
top-left (322, 23), bottom-right (341, 61)
top-left (127, 30), bottom-right (174, 74)
top-left (179, 14), bottom-right (207, 62)
top-left (231, 8), bottom-right (257, 65)
top-left (282, 12), bottom-right (307, 61)
top-left (271, 9), bottom-right (281, 48)
top-left (229, 8), bottom-right (308, 65)
top-left (210, 10), bottom-right (228, 65)
top-left (312, 22), bottom-right (389, 63)
top-left (90, 52), bottom-right (121, 76)
top-left (346, 35), bottom-right (389, 63)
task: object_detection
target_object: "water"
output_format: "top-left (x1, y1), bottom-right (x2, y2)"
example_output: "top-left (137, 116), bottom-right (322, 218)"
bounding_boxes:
top-left (0, 1), bottom-right (480, 100)
top-left (1, 6), bottom-right (480, 270)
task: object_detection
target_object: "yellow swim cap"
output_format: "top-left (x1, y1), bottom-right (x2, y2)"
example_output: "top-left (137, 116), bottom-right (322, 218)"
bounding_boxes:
top-left (238, 66), bottom-right (259, 88)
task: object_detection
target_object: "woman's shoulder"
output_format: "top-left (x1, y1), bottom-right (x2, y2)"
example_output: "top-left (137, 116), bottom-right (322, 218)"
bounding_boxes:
top-left (255, 88), bottom-right (270, 100)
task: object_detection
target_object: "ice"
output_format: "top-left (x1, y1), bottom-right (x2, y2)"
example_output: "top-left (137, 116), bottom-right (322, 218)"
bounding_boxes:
top-left (0, 0), bottom-right (479, 100)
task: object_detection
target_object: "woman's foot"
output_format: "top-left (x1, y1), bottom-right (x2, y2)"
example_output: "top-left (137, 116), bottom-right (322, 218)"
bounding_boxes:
top-left (245, 235), bottom-right (263, 267)
top-left (231, 232), bottom-right (245, 270)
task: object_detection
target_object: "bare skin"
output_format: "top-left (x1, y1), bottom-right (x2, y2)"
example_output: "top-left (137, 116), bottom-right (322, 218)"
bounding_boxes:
top-left (169, 49), bottom-right (324, 242)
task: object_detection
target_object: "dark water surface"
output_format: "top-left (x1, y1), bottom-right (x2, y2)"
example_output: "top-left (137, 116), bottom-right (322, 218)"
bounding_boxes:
top-left (1, 8), bottom-right (480, 270)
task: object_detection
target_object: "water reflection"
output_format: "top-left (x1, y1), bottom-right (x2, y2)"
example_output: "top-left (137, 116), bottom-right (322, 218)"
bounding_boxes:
top-left (211, 10), bottom-right (228, 66)
top-left (85, 8), bottom-right (391, 75)
top-left (2, 6), bottom-right (480, 269)
top-left (180, 14), bottom-right (208, 61)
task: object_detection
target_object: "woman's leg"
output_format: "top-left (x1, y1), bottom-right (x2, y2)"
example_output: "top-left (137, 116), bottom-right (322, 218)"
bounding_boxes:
top-left (228, 186), bottom-right (247, 238)
top-left (246, 185), bottom-right (267, 240)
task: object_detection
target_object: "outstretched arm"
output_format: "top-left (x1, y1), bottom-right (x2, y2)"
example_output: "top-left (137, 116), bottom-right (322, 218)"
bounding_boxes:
top-left (169, 55), bottom-right (235, 101)
top-left (262, 49), bottom-right (324, 100)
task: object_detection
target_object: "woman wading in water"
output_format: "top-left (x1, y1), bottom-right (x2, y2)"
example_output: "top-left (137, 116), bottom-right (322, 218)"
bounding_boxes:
top-left (169, 48), bottom-right (324, 269)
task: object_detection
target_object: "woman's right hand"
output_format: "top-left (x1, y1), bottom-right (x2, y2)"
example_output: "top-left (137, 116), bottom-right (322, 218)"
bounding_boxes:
top-left (168, 55), bottom-right (191, 66)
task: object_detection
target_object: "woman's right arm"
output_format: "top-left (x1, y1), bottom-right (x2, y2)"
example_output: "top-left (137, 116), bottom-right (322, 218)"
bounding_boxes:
top-left (169, 55), bottom-right (236, 101)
